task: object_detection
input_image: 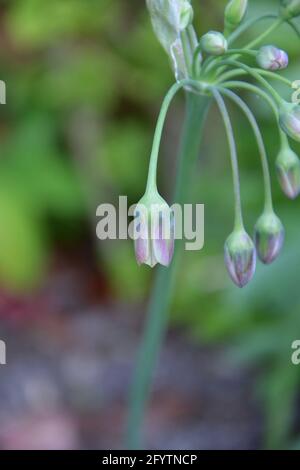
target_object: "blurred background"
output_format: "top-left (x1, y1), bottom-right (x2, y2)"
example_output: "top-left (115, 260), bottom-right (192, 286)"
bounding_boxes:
top-left (0, 0), bottom-right (300, 450)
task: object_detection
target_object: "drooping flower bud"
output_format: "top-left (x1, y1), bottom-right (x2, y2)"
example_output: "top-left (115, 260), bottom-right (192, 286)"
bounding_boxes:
top-left (224, 230), bottom-right (256, 288)
top-left (256, 45), bottom-right (289, 71)
top-left (146, 0), bottom-right (194, 79)
top-left (224, 0), bottom-right (248, 35)
top-left (254, 212), bottom-right (285, 264)
top-left (276, 145), bottom-right (300, 198)
top-left (134, 191), bottom-right (174, 268)
top-left (200, 31), bottom-right (228, 56)
top-left (280, 0), bottom-right (300, 19)
top-left (279, 102), bottom-right (300, 142)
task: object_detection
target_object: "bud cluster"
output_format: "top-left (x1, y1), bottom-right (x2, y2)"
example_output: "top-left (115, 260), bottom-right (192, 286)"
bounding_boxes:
top-left (142, 0), bottom-right (300, 287)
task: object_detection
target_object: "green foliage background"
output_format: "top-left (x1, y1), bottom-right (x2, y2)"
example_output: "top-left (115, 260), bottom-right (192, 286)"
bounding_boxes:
top-left (1, 0), bottom-right (300, 448)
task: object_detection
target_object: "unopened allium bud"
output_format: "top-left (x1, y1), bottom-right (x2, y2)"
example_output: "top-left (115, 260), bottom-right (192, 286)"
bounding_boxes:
top-left (279, 102), bottom-right (300, 142)
top-left (256, 45), bottom-right (289, 71)
top-left (280, 0), bottom-right (300, 19)
top-left (200, 31), bottom-right (228, 56)
top-left (224, 230), bottom-right (256, 288)
top-left (276, 146), bottom-right (300, 198)
top-left (224, 0), bottom-right (248, 35)
top-left (146, 0), bottom-right (195, 80)
top-left (134, 191), bottom-right (174, 268)
top-left (254, 212), bottom-right (285, 264)
top-left (146, 0), bottom-right (194, 53)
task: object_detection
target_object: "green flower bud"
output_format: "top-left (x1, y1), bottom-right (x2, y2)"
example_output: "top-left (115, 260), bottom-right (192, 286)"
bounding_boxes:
top-left (224, 0), bottom-right (248, 35)
top-left (276, 145), bottom-right (300, 199)
top-left (254, 212), bottom-right (285, 264)
top-left (280, 0), bottom-right (300, 19)
top-left (146, 1), bottom-right (195, 80)
top-left (224, 229), bottom-right (256, 288)
top-left (200, 31), bottom-right (228, 56)
top-left (146, 0), bottom-right (194, 53)
top-left (279, 102), bottom-right (300, 143)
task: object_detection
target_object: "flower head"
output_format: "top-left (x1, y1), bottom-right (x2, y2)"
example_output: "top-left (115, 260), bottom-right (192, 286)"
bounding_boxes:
top-left (279, 102), bottom-right (300, 142)
top-left (256, 45), bottom-right (288, 71)
top-left (134, 191), bottom-right (174, 268)
top-left (280, 0), bottom-right (300, 19)
top-left (200, 31), bottom-right (228, 56)
top-left (224, 230), bottom-right (256, 288)
top-left (224, 0), bottom-right (248, 34)
top-left (254, 212), bottom-right (285, 264)
top-left (276, 145), bottom-right (300, 198)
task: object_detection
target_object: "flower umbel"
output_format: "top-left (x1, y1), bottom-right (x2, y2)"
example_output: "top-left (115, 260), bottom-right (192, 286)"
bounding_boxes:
top-left (128, 0), bottom-right (300, 450)
top-left (139, 0), bottom-right (300, 287)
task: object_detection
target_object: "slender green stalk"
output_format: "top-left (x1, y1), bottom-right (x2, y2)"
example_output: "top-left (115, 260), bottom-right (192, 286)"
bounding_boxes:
top-left (245, 18), bottom-right (283, 49)
top-left (228, 14), bottom-right (278, 45)
top-left (287, 19), bottom-right (300, 38)
top-left (211, 88), bottom-right (244, 231)
top-left (218, 68), bottom-right (292, 87)
top-left (203, 49), bottom-right (257, 77)
top-left (126, 94), bottom-right (210, 449)
top-left (218, 87), bottom-right (273, 213)
top-left (146, 79), bottom-right (202, 193)
top-left (223, 49), bottom-right (257, 57)
top-left (218, 59), bottom-right (283, 104)
top-left (220, 80), bottom-right (287, 147)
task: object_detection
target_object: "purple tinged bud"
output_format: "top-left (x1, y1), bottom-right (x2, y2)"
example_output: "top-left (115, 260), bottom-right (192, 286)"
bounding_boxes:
top-left (200, 31), bottom-right (228, 56)
top-left (256, 45), bottom-right (289, 71)
top-left (134, 191), bottom-right (174, 268)
top-left (224, 230), bottom-right (256, 288)
top-left (254, 212), bottom-right (285, 265)
top-left (280, 0), bottom-right (300, 19)
top-left (276, 146), bottom-right (300, 199)
top-left (279, 102), bottom-right (300, 143)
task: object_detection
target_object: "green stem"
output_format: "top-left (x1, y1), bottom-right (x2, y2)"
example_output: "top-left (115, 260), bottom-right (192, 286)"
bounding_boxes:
top-left (220, 80), bottom-right (287, 146)
top-left (146, 79), bottom-right (201, 193)
top-left (228, 14), bottom-right (279, 45)
top-left (203, 49), bottom-right (257, 77)
top-left (126, 93), bottom-right (210, 449)
top-left (218, 59), bottom-right (283, 104)
top-left (218, 68), bottom-right (292, 87)
top-left (287, 19), bottom-right (300, 39)
top-left (224, 49), bottom-right (257, 57)
top-left (218, 87), bottom-right (273, 213)
top-left (245, 18), bottom-right (283, 49)
top-left (211, 88), bottom-right (244, 231)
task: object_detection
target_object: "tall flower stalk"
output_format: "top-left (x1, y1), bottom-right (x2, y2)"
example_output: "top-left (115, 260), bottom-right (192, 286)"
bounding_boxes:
top-left (127, 0), bottom-right (300, 448)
